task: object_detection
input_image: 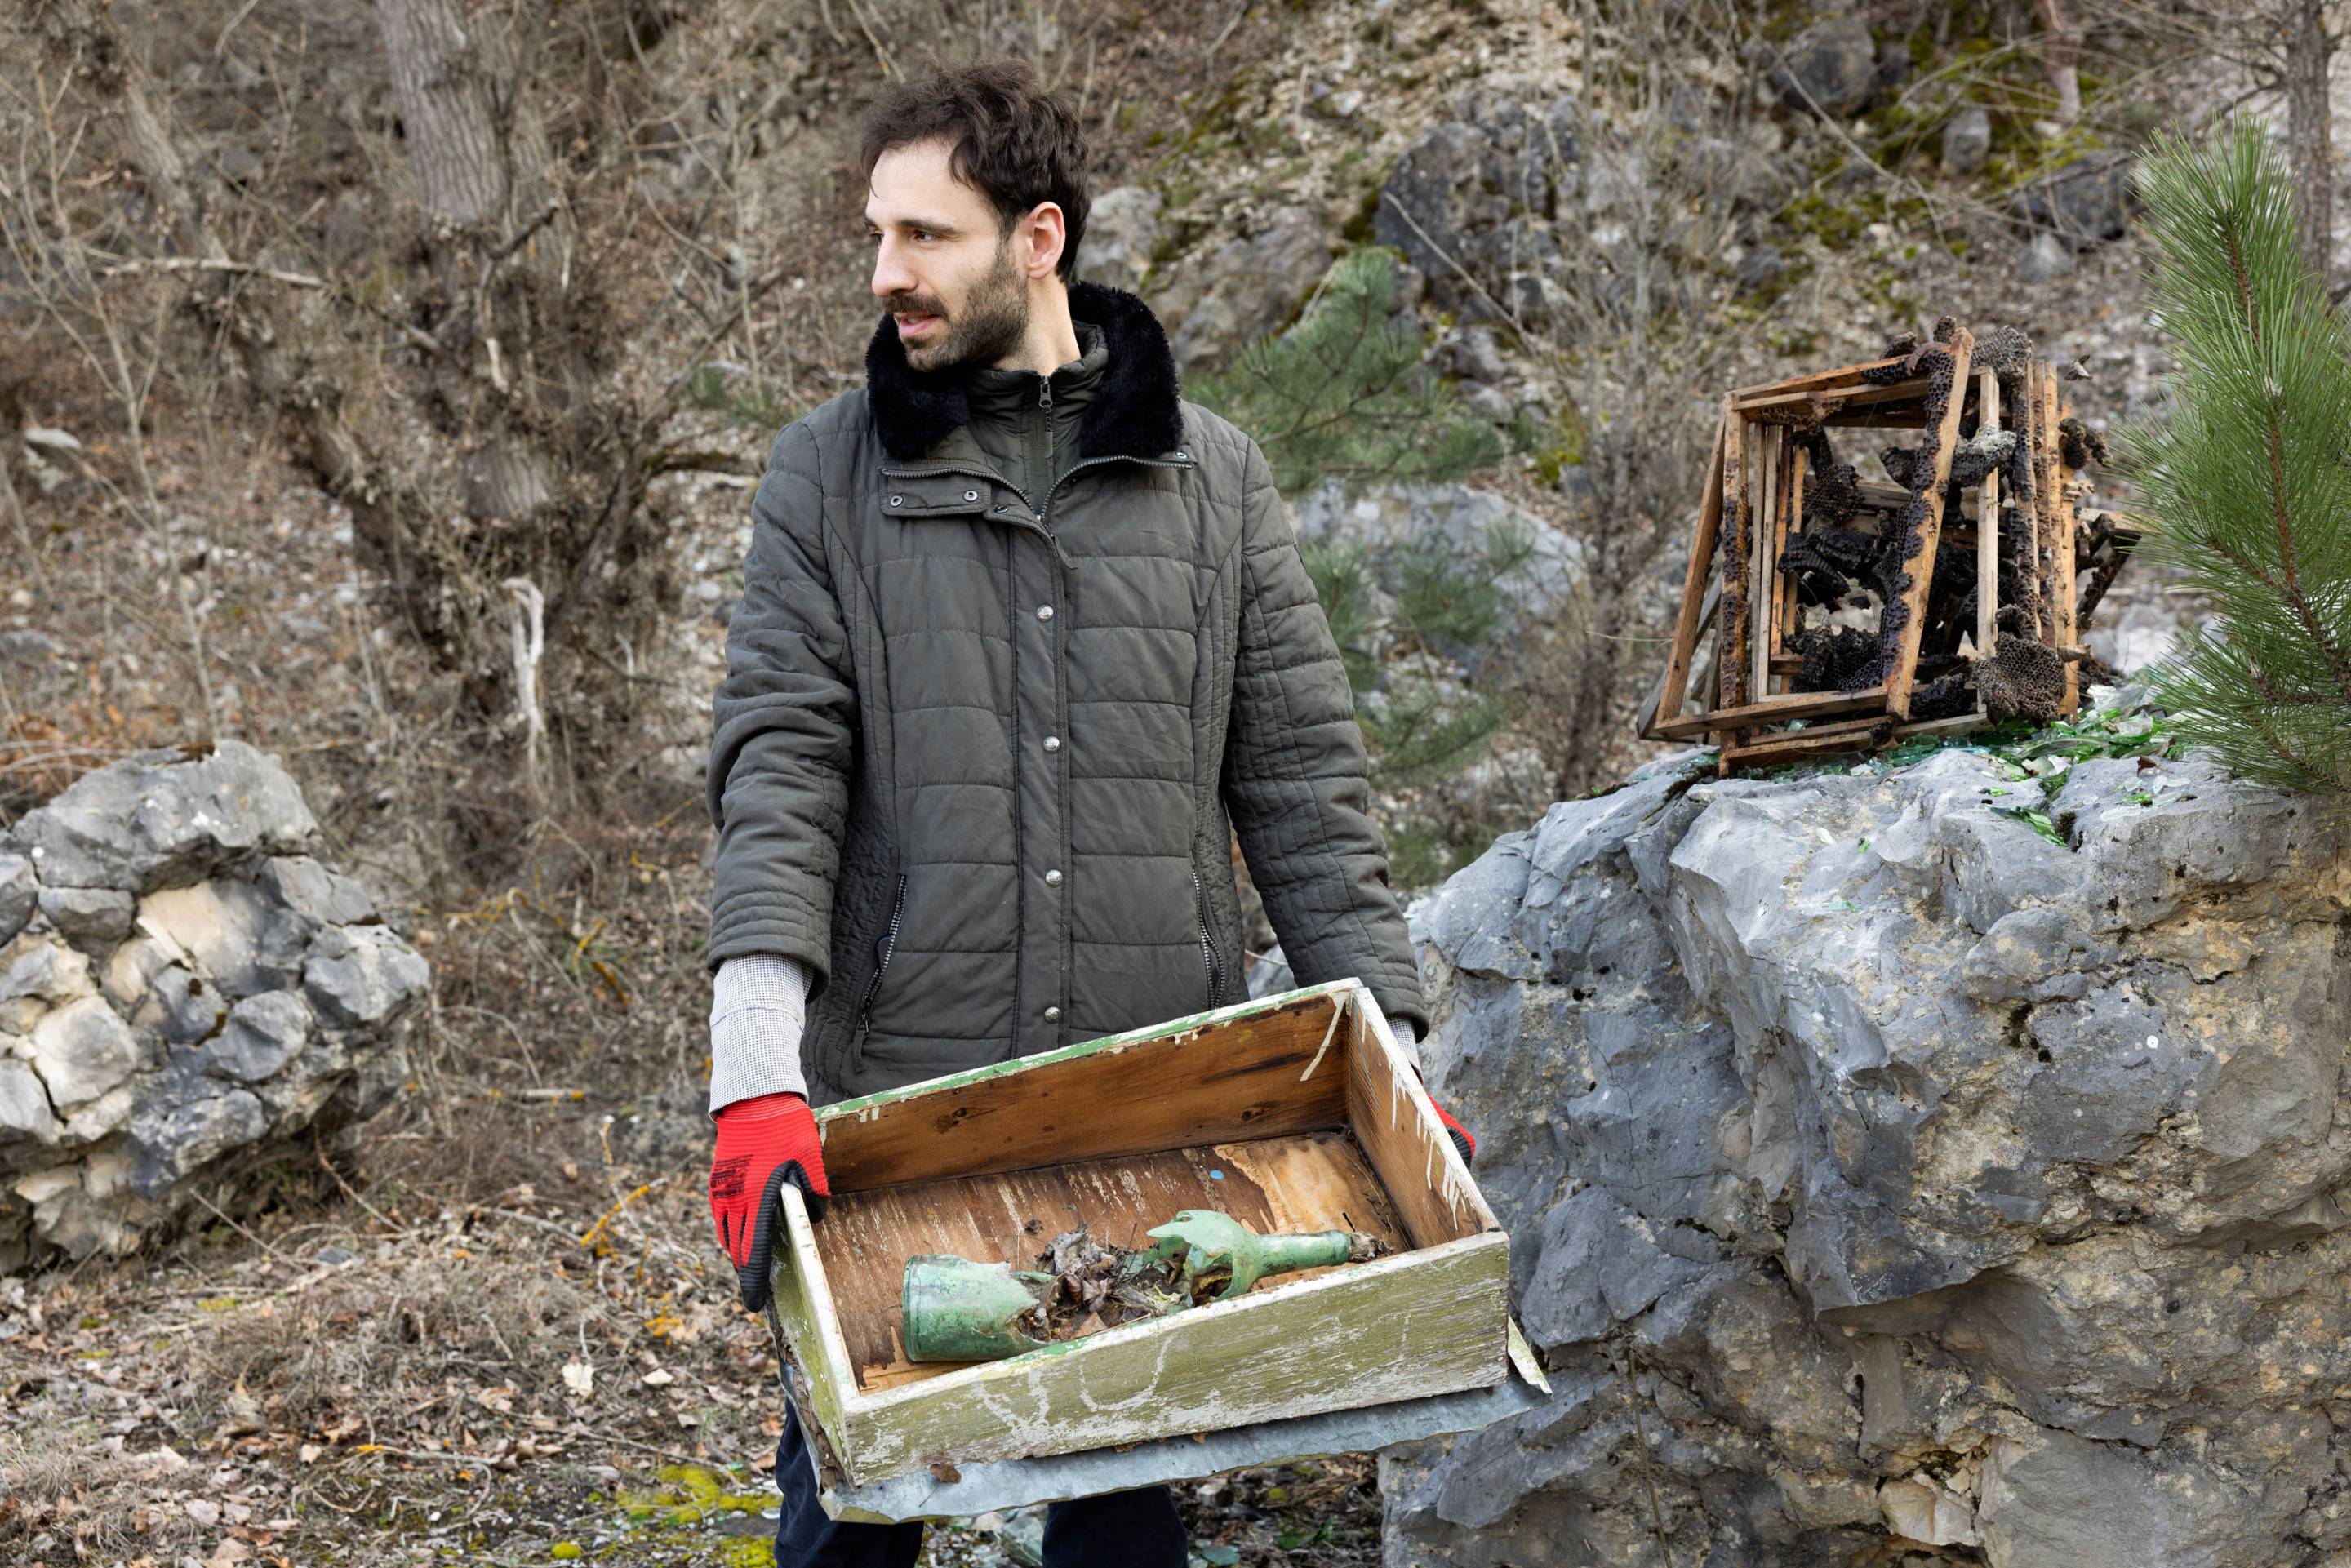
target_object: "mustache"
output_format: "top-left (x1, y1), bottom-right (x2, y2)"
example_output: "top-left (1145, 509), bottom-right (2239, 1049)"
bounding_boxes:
top-left (887, 300), bottom-right (944, 318)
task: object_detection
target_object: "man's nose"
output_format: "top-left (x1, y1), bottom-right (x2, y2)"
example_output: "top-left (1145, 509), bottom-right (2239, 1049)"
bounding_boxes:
top-left (871, 239), bottom-right (917, 301)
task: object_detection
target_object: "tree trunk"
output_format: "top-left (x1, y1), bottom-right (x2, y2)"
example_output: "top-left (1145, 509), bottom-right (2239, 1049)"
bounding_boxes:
top-left (2035, 0), bottom-right (2084, 126)
top-left (2287, 0), bottom-right (2335, 287)
top-left (373, 0), bottom-right (566, 522)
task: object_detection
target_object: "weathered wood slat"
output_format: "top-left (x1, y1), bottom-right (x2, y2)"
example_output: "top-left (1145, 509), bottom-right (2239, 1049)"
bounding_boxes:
top-left (1882, 328), bottom-right (1975, 719)
top-left (818, 991), bottom-right (1349, 1190)
top-left (1646, 410), bottom-right (1729, 739)
top-left (1976, 366), bottom-right (2001, 662)
top-left (1751, 424), bottom-right (1779, 704)
top-left (838, 1231), bottom-right (1511, 1477)
top-left (1734, 374), bottom-right (1931, 413)
top-left (2044, 365), bottom-right (2082, 716)
top-left (1731, 355), bottom-right (1906, 401)
top-left (1653, 685), bottom-right (1891, 739)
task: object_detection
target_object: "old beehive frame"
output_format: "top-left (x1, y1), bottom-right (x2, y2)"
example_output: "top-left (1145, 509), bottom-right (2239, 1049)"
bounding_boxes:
top-left (1641, 325), bottom-right (2120, 774)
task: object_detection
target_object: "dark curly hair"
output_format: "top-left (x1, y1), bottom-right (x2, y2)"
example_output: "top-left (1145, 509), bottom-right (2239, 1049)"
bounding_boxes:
top-left (858, 58), bottom-right (1091, 283)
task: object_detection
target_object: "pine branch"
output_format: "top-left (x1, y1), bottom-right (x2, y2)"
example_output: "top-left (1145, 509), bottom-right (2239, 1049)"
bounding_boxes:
top-left (2113, 117), bottom-right (2351, 794)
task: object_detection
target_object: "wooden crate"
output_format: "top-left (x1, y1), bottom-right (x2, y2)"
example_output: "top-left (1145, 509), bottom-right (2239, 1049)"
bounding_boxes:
top-left (1638, 326), bottom-right (2105, 775)
top-left (767, 979), bottom-right (1513, 1490)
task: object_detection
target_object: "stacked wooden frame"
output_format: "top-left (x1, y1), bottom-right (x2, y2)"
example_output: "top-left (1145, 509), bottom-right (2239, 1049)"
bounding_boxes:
top-left (1642, 326), bottom-right (2111, 775)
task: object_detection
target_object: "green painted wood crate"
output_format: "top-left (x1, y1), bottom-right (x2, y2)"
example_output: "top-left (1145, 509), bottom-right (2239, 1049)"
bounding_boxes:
top-left (767, 979), bottom-right (1520, 1494)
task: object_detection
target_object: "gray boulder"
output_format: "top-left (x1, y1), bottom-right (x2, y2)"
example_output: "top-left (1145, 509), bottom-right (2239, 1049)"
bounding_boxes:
top-left (0, 742), bottom-right (424, 1268)
top-left (1941, 105), bottom-right (1991, 176)
top-left (1151, 205), bottom-right (1331, 376)
top-left (1078, 184), bottom-right (1161, 296)
top-left (2011, 150), bottom-right (2136, 250)
top-left (1384, 700), bottom-right (2351, 1566)
top-left (1767, 16), bottom-right (1879, 117)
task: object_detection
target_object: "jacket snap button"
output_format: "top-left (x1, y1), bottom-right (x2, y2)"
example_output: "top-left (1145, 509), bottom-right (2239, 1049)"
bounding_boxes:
top-left (888, 495), bottom-right (903, 506)
top-left (1042, 735), bottom-right (1060, 753)
top-left (1045, 868), bottom-right (1063, 886)
top-left (1044, 1005), bottom-right (1061, 1022)
top-left (1036, 605), bottom-right (1054, 621)
top-left (962, 489), bottom-right (979, 502)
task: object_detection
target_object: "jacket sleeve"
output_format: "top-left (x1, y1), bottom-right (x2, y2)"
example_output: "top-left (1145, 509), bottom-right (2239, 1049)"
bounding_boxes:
top-left (1220, 433), bottom-right (1429, 1038)
top-left (705, 420), bottom-right (856, 996)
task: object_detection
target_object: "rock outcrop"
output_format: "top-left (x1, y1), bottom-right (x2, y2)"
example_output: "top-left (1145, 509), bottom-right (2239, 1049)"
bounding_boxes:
top-left (1382, 697), bottom-right (2351, 1566)
top-left (1, 740), bottom-right (425, 1268)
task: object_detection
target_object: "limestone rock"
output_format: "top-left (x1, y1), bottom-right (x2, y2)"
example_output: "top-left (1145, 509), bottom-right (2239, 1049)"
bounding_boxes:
top-left (1077, 184), bottom-right (1160, 296)
top-left (2010, 151), bottom-right (2136, 250)
top-left (1767, 16), bottom-right (1879, 117)
top-left (1941, 105), bottom-right (1991, 176)
top-left (0, 741), bottom-right (421, 1269)
top-left (1153, 205), bottom-right (1331, 377)
top-left (9, 738), bottom-right (318, 893)
top-left (1384, 695), bottom-right (2351, 1565)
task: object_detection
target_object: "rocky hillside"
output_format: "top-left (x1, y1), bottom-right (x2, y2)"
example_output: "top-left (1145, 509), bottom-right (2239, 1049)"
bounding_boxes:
top-left (1386, 691), bottom-right (2351, 1566)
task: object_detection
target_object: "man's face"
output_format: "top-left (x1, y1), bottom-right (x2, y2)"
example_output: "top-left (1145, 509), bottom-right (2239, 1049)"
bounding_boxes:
top-left (866, 139), bottom-right (1041, 373)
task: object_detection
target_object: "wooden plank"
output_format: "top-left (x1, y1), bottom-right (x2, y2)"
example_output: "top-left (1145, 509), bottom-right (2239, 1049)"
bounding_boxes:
top-left (775, 1181), bottom-right (865, 1470)
top-left (1653, 685), bottom-right (1890, 739)
top-left (1339, 991), bottom-right (1497, 1250)
top-left (1647, 411), bottom-right (1730, 738)
top-left (1715, 415), bottom-right (1751, 774)
top-left (835, 1230), bottom-right (1512, 1480)
top-left (1717, 704), bottom-right (1994, 774)
top-left (2024, 358), bottom-right (2060, 650)
top-left (1777, 437), bottom-right (1807, 662)
top-left (2047, 366), bottom-right (2081, 716)
top-left (1881, 328), bottom-right (1975, 720)
top-left (815, 1131), bottom-right (1410, 1392)
top-left (1731, 354), bottom-right (1906, 401)
top-left (1637, 578), bottom-right (1720, 739)
top-left (1721, 413), bottom-right (1758, 714)
top-left (1976, 367), bottom-right (2001, 662)
top-left (1751, 424), bottom-right (1778, 705)
top-left (1735, 375), bottom-right (1931, 414)
top-left (817, 989), bottom-right (1352, 1190)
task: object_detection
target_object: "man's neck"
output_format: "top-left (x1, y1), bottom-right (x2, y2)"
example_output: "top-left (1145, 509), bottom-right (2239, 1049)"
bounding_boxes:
top-left (989, 282), bottom-right (1083, 376)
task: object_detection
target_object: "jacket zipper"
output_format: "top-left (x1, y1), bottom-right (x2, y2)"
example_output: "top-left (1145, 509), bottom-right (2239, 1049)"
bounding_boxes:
top-left (854, 873), bottom-right (909, 1040)
top-left (1190, 866), bottom-right (1224, 1005)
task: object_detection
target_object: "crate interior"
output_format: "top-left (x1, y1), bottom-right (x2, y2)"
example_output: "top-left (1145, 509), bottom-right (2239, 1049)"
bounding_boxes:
top-left (809, 990), bottom-right (1484, 1396)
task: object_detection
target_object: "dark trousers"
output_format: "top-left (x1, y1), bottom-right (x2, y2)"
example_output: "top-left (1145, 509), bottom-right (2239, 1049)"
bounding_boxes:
top-left (771, 1389), bottom-right (1190, 1567)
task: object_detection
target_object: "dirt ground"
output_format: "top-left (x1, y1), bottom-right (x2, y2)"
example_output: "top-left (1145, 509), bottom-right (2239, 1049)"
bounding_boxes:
top-left (0, 1132), bottom-right (1385, 1568)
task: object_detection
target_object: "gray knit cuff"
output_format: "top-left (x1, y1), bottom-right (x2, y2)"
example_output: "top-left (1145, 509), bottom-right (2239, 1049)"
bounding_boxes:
top-left (709, 953), bottom-right (811, 1115)
top-left (1393, 1015), bottom-right (1422, 1072)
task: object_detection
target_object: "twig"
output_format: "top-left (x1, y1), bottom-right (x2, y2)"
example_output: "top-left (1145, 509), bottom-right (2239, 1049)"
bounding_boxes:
top-left (314, 1130), bottom-right (409, 1236)
top-left (189, 1188), bottom-right (294, 1265)
top-left (96, 255), bottom-right (325, 287)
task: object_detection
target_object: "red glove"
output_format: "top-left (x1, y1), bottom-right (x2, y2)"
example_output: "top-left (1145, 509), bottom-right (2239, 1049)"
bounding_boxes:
top-left (709, 1091), bottom-right (829, 1312)
top-left (1414, 1068), bottom-right (1477, 1167)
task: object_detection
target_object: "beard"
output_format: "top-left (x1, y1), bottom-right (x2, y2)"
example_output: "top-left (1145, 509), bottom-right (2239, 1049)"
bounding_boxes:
top-left (891, 237), bottom-right (1029, 374)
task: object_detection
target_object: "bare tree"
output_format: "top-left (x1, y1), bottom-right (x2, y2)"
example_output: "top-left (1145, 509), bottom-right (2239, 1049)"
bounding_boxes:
top-left (2287, 0), bottom-right (2335, 284)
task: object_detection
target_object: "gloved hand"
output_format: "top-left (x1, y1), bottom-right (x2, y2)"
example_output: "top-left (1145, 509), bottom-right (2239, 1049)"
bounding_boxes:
top-left (709, 1090), bottom-right (829, 1313)
top-left (1396, 1019), bottom-right (1475, 1168)
top-left (1413, 1068), bottom-right (1477, 1166)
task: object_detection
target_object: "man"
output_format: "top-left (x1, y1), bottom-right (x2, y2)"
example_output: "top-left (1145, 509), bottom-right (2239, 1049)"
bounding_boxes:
top-left (703, 58), bottom-right (1474, 1568)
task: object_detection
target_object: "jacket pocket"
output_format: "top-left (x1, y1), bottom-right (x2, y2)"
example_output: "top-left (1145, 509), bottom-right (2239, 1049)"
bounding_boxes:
top-left (1190, 866), bottom-right (1225, 1007)
top-left (849, 873), bottom-right (909, 1066)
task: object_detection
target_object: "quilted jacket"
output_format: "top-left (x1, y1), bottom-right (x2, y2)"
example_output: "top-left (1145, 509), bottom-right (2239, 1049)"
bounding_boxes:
top-left (704, 278), bottom-right (1428, 1104)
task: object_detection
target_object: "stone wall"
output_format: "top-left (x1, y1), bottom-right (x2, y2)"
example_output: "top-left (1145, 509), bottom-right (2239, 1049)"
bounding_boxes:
top-left (1383, 704), bottom-right (2351, 1566)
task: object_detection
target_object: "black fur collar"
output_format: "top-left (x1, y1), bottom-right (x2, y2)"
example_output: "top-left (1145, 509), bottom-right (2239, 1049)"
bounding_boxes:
top-left (864, 279), bottom-right (1184, 464)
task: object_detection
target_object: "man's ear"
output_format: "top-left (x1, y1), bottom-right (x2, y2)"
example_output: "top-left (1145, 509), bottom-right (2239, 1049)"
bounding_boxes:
top-left (1020, 202), bottom-right (1066, 280)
